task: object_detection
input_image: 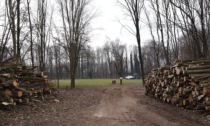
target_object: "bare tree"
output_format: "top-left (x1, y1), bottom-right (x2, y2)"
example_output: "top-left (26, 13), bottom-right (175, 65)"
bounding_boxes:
top-left (103, 41), bottom-right (113, 78)
top-left (144, 7), bottom-right (160, 67)
top-left (37, 0), bottom-right (47, 71)
top-left (169, 0), bottom-right (210, 58)
top-left (16, 0), bottom-right (21, 60)
top-left (0, 5), bottom-right (11, 61)
top-left (4, 0), bottom-right (24, 62)
top-left (110, 39), bottom-right (125, 78)
top-left (118, 0), bottom-right (145, 84)
top-left (6, 0), bottom-right (17, 60)
top-left (58, 0), bottom-right (94, 88)
top-left (149, 0), bottom-right (171, 65)
top-left (84, 46), bottom-right (95, 79)
top-left (26, 0), bottom-right (34, 67)
top-left (130, 53), bottom-right (134, 75)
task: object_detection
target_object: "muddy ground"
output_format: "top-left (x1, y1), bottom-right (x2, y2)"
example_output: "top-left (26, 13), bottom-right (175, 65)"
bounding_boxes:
top-left (1, 84), bottom-right (210, 126)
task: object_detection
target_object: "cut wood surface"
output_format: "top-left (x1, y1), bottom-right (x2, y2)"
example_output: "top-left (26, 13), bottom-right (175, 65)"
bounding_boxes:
top-left (0, 58), bottom-right (56, 108)
top-left (145, 58), bottom-right (210, 111)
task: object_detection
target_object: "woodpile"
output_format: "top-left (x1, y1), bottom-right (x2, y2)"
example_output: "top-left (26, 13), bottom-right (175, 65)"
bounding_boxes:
top-left (0, 58), bottom-right (56, 108)
top-left (145, 59), bottom-right (210, 111)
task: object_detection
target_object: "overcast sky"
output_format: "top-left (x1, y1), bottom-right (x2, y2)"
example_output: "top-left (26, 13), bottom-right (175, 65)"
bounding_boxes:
top-left (89, 0), bottom-right (151, 48)
top-left (0, 0), bottom-right (151, 49)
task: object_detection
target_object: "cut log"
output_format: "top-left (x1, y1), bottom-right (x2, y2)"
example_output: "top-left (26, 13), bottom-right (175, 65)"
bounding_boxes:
top-left (183, 99), bottom-right (189, 106)
top-left (1, 102), bottom-right (13, 106)
top-left (188, 94), bottom-right (194, 103)
top-left (197, 95), bottom-right (205, 101)
top-left (205, 106), bottom-right (210, 111)
top-left (0, 73), bottom-right (11, 78)
top-left (189, 81), bottom-right (197, 86)
top-left (194, 75), bottom-right (210, 81)
top-left (205, 100), bottom-right (210, 106)
top-left (175, 67), bottom-right (182, 75)
top-left (3, 89), bottom-right (12, 98)
top-left (202, 87), bottom-right (210, 96)
top-left (0, 60), bottom-right (56, 109)
top-left (205, 97), bottom-right (210, 101)
top-left (178, 87), bottom-right (184, 94)
top-left (16, 91), bottom-right (23, 97)
top-left (183, 88), bottom-right (192, 94)
top-left (191, 59), bottom-right (210, 64)
top-left (200, 79), bottom-right (210, 85)
top-left (186, 69), bottom-right (210, 74)
top-left (187, 65), bottom-right (210, 70)
top-left (166, 97), bottom-right (172, 103)
top-left (3, 80), bottom-right (19, 88)
top-left (199, 82), bottom-right (210, 88)
top-left (145, 58), bottom-right (210, 111)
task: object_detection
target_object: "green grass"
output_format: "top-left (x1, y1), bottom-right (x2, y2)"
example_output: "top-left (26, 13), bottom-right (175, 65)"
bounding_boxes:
top-left (52, 79), bottom-right (142, 87)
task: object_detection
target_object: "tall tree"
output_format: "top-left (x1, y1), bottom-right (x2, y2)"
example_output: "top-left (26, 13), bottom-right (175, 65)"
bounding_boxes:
top-left (6, 0), bottom-right (17, 60)
top-left (0, 4), bottom-right (11, 61)
top-left (169, 0), bottom-right (210, 58)
top-left (111, 39), bottom-right (125, 78)
top-left (118, 0), bottom-right (145, 84)
top-left (144, 7), bottom-right (160, 67)
top-left (37, 0), bottom-right (47, 71)
top-left (26, 0), bottom-right (34, 67)
top-left (58, 0), bottom-right (94, 88)
top-left (130, 53), bottom-right (133, 75)
top-left (16, 0), bottom-right (21, 60)
top-left (5, 0), bottom-right (22, 62)
top-left (103, 41), bottom-right (112, 78)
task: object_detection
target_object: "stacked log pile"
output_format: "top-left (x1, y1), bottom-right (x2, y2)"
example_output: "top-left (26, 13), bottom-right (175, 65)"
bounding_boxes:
top-left (0, 58), bottom-right (56, 107)
top-left (145, 59), bottom-right (210, 111)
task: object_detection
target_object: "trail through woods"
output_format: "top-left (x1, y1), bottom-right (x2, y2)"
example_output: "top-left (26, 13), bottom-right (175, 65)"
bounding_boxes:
top-left (1, 85), bottom-right (210, 126)
top-left (85, 85), bottom-right (208, 126)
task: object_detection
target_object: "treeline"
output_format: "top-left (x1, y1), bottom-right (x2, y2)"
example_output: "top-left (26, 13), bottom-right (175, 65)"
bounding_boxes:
top-left (143, 0), bottom-right (210, 67)
top-left (47, 39), bottom-right (141, 79)
top-left (0, 36), bottom-right (141, 80)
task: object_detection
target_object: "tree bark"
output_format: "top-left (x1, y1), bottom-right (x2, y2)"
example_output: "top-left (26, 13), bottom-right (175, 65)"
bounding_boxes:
top-left (7, 0), bottom-right (17, 60)
top-left (135, 7), bottom-right (145, 85)
top-left (16, 0), bottom-right (21, 62)
top-left (27, 0), bottom-right (34, 67)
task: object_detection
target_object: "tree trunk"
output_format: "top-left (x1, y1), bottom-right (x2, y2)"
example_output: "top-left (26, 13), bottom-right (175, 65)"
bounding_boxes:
top-left (70, 73), bottom-right (75, 88)
top-left (17, 0), bottom-right (21, 62)
top-left (27, 0), bottom-right (34, 67)
top-left (136, 21), bottom-right (145, 85)
top-left (70, 44), bottom-right (77, 88)
top-left (8, 0), bottom-right (16, 59)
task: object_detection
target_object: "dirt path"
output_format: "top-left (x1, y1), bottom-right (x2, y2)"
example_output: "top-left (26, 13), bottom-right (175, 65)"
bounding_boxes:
top-left (92, 86), bottom-right (138, 125)
top-left (1, 85), bottom-right (209, 126)
top-left (84, 85), bottom-right (208, 126)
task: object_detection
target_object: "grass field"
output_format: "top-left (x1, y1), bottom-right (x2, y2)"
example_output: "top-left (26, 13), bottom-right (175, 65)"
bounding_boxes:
top-left (52, 79), bottom-right (142, 87)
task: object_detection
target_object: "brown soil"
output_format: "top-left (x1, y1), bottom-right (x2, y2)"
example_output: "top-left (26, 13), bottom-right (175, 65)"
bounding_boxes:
top-left (1, 84), bottom-right (210, 126)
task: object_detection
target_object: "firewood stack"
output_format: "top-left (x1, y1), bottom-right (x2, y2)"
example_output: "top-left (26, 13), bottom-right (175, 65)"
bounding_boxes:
top-left (0, 58), bottom-right (56, 108)
top-left (145, 59), bottom-right (210, 111)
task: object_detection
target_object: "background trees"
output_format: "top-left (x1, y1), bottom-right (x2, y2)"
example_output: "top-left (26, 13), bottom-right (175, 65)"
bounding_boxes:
top-left (144, 0), bottom-right (210, 61)
top-left (110, 39), bottom-right (126, 78)
top-left (0, 0), bottom-right (210, 87)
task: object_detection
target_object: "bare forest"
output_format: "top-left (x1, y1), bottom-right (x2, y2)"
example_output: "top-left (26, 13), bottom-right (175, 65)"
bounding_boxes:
top-left (1, 0), bottom-right (210, 126)
top-left (0, 0), bottom-right (210, 87)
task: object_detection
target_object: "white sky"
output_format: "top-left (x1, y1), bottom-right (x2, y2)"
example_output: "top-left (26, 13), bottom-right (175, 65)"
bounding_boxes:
top-left (89, 0), bottom-right (151, 49)
top-left (0, 0), bottom-right (151, 49)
